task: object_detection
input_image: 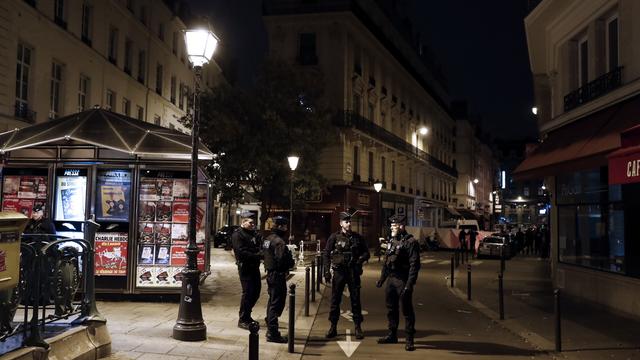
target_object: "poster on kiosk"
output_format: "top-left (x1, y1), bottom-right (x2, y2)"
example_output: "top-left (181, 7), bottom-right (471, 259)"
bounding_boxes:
top-left (54, 168), bottom-right (87, 238)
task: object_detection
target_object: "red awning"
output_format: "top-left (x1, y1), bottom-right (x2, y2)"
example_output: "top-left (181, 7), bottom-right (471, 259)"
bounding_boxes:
top-left (514, 95), bottom-right (640, 180)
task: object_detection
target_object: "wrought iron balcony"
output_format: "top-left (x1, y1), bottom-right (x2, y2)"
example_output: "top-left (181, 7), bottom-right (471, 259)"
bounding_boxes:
top-left (14, 102), bottom-right (37, 123)
top-left (334, 111), bottom-right (458, 178)
top-left (564, 66), bottom-right (623, 112)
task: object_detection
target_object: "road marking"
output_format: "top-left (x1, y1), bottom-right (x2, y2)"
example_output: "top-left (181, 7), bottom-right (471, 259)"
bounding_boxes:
top-left (456, 309), bottom-right (472, 314)
top-left (340, 310), bottom-right (369, 322)
top-left (438, 260), bottom-right (451, 265)
top-left (420, 259), bottom-right (437, 264)
top-left (471, 260), bottom-right (483, 265)
top-left (337, 329), bottom-right (361, 358)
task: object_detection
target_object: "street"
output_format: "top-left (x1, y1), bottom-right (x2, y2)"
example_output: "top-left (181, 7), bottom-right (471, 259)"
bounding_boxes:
top-left (302, 251), bottom-right (553, 359)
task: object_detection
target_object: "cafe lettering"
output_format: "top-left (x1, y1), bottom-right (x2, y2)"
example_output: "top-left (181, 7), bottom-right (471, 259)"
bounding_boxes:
top-left (627, 159), bottom-right (640, 178)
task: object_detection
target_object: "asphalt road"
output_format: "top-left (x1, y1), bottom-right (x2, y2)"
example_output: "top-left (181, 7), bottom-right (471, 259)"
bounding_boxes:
top-left (302, 251), bottom-right (554, 359)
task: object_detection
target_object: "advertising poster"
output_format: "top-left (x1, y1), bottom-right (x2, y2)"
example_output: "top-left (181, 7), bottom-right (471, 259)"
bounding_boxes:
top-left (19, 176), bottom-right (46, 199)
top-left (170, 245), bottom-right (187, 267)
top-left (139, 201), bottom-right (156, 221)
top-left (139, 179), bottom-right (159, 201)
top-left (154, 267), bottom-right (173, 286)
top-left (3, 177), bottom-right (20, 198)
top-left (172, 179), bottom-right (189, 199)
top-left (155, 223), bottom-right (171, 244)
top-left (55, 176), bottom-right (87, 221)
top-left (139, 222), bottom-right (155, 243)
top-left (158, 179), bottom-right (173, 200)
top-left (1, 199), bottom-right (19, 213)
top-left (156, 201), bottom-right (172, 222)
top-left (96, 170), bottom-right (131, 222)
top-left (155, 245), bottom-right (171, 265)
top-left (172, 201), bottom-right (189, 223)
top-left (95, 232), bottom-right (128, 276)
top-left (169, 267), bottom-right (184, 286)
top-left (138, 244), bottom-right (155, 265)
top-left (17, 199), bottom-right (35, 217)
top-left (136, 266), bottom-right (154, 286)
top-left (196, 201), bottom-right (206, 243)
top-left (171, 224), bottom-right (188, 244)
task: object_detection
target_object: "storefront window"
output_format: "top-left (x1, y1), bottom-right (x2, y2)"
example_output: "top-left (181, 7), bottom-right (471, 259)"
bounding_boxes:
top-left (557, 168), bottom-right (625, 274)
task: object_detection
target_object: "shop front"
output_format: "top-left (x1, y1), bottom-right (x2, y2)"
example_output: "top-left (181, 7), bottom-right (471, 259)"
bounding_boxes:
top-left (514, 95), bottom-right (640, 318)
top-left (0, 109), bottom-right (214, 294)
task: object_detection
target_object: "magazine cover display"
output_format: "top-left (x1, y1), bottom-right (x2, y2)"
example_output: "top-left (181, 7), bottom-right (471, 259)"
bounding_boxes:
top-left (95, 169), bottom-right (131, 222)
top-left (2, 175), bottom-right (48, 217)
top-left (55, 176), bottom-right (87, 221)
top-left (136, 176), bottom-right (207, 288)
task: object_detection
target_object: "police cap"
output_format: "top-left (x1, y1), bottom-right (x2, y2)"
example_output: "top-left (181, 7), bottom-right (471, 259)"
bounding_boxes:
top-left (389, 214), bottom-right (406, 224)
top-left (273, 216), bottom-right (288, 226)
top-left (33, 204), bottom-right (45, 212)
top-left (339, 212), bottom-right (352, 221)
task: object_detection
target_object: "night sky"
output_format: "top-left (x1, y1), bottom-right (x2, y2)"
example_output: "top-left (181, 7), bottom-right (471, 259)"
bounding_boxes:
top-left (188, 0), bottom-right (537, 140)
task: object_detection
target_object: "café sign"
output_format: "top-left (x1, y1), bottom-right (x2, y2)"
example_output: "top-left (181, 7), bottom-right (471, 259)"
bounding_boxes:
top-left (608, 148), bottom-right (640, 185)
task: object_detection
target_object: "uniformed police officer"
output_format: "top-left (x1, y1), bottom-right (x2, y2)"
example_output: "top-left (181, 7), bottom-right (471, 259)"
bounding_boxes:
top-left (262, 216), bottom-right (295, 343)
top-left (323, 211), bottom-right (370, 340)
top-left (231, 216), bottom-right (263, 330)
top-left (376, 214), bottom-right (421, 351)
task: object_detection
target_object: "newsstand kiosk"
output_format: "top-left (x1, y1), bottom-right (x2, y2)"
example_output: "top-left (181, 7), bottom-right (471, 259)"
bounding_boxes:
top-left (0, 109), bottom-right (214, 294)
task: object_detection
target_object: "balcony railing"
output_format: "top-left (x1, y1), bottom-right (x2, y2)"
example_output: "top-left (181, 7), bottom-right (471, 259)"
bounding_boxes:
top-left (564, 66), bottom-right (623, 112)
top-left (334, 111), bottom-right (458, 178)
top-left (14, 102), bottom-right (37, 123)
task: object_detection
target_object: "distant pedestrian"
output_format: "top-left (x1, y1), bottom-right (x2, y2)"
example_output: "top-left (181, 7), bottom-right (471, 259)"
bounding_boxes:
top-left (262, 216), bottom-right (295, 343)
top-left (323, 211), bottom-right (370, 340)
top-left (469, 229), bottom-right (477, 258)
top-left (376, 214), bottom-right (421, 351)
top-left (231, 216), bottom-right (263, 330)
top-left (458, 228), bottom-right (468, 253)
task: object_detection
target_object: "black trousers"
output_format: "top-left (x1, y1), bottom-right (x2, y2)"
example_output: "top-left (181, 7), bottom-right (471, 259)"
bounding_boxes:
top-left (385, 275), bottom-right (415, 336)
top-left (329, 268), bottom-right (363, 325)
top-left (238, 267), bottom-right (261, 322)
top-left (266, 271), bottom-right (287, 334)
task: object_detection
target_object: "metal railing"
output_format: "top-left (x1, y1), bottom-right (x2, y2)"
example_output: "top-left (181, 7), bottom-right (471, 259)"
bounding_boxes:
top-left (564, 66), bottom-right (623, 112)
top-left (0, 219), bottom-right (103, 350)
top-left (334, 111), bottom-right (458, 177)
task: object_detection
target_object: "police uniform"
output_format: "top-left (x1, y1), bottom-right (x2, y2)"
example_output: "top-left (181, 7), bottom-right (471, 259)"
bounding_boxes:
top-left (24, 204), bottom-right (56, 236)
top-left (377, 214), bottom-right (421, 351)
top-left (262, 216), bottom-right (295, 343)
top-left (231, 222), bottom-right (263, 329)
top-left (323, 212), bottom-right (370, 339)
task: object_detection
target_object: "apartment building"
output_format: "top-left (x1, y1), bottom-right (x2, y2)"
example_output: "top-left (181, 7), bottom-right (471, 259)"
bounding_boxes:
top-left (263, 0), bottom-right (458, 245)
top-left (0, 0), bottom-right (223, 133)
top-left (518, 0), bottom-right (640, 318)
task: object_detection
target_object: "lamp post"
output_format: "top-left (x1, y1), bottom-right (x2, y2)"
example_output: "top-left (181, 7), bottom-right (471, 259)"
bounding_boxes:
top-left (288, 156), bottom-right (299, 245)
top-left (374, 180), bottom-right (383, 249)
top-left (173, 25), bottom-right (219, 342)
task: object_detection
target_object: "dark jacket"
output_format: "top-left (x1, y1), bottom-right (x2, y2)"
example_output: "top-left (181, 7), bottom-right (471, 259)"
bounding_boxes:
top-left (379, 230), bottom-right (421, 286)
top-left (323, 230), bottom-right (370, 275)
top-left (263, 231), bottom-right (294, 273)
top-left (24, 218), bottom-right (56, 236)
top-left (231, 227), bottom-right (262, 273)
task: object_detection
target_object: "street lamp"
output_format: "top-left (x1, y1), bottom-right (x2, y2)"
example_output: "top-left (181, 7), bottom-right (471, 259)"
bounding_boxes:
top-left (173, 25), bottom-right (219, 342)
top-left (288, 156), bottom-right (299, 245)
top-left (373, 180), bottom-right (383, 193)
top-left (418, 126), bottom-right (429, 135)
top-left (473, 178), bottom-right (479, 184)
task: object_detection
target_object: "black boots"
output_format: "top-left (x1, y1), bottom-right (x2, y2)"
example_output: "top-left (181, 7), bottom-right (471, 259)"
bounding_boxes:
top-left (405, 336), bottom-right (415, 351)
top-left (325, 323), bottom-right (338, 339)
top-left (354, 324), bottom-right (364, 340)
top-left (266, 332), bottom-right (288, 343)
top-left (377, 330), bottom-right (398, 344)
top-left (237, 318), bottom-right (258, 330)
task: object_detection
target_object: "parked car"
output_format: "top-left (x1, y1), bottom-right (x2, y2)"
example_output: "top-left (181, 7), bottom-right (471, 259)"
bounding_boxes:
top-left (477, 235), bottom-right (511, 258)
top-left (213, 225), bottom-right (239, 248)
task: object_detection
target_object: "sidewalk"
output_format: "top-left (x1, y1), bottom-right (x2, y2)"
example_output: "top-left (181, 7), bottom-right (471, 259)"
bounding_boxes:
top-left (451, 253), bottom-right (640, 359)
top-left (101, 248), bottom-right (325, 360)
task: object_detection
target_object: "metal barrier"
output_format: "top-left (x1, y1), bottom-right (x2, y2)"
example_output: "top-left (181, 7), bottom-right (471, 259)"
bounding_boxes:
top-left (311, 260), bottom-right (316, 302)
top-left (304, 267), bottom-right (310, 316)
top-left (0, 218), bottom-right (101, 349)
top-left (288, 284), bottom-right (296, 353)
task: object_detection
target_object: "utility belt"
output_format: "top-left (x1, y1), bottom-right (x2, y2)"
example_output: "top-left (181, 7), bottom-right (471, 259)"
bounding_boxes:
top-left (331, 250), bottom-right (356, 266)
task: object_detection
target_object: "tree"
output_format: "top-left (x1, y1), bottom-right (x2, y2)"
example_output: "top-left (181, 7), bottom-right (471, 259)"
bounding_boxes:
top-left (193, 57), bottom-right (334, 230)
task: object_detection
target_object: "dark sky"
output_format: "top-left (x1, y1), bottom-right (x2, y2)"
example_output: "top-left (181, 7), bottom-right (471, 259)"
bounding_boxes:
top-left (187, 0), bottom-right (537, 140)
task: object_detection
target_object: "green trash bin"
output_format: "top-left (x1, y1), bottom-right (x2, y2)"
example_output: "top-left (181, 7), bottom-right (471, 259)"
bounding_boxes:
top-left (0, 211), bottom-right (28, 291)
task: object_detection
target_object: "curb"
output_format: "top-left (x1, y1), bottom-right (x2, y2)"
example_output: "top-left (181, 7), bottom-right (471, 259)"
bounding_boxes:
top-left (445, 271), bottom-right (564, 359)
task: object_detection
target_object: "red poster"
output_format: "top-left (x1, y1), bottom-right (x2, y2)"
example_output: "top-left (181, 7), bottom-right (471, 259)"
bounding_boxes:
top-left (17, 199), bottom-right (34, 217)
top-left (2, 199), bottom-right (19, 213)
top-left (3, 177), bottom-right (20, 198)
top-left (95, 232), bottom-right (128, 276)
top-left (170, 244), bottom-right (205, 270)
top-left (172, 201), bottom-right (189, 223)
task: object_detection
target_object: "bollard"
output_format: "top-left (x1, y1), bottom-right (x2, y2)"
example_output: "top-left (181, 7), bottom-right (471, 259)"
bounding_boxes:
top-left (455, 249), bottom-right (459, 268)
top-left (311, 260), bottom-right (316, 302)
top-left (288, 284), bottom-right (296, 353)
top-left (555, 289), bottom-right (561, 352)
top-left (498, 272), bottom-right (504, 320)
top-left (316, 255), bottom-right (322, 291)
top-left (500, 246), bottom-right (506, 274)
top-left (450, 255), bottom-right (454, 288)
top-left (248, 322), bottom-right (260, 360)
top-left (467, 264), bottom-right (472, 301)
top-left (305, 267), bottom-right (310, 316)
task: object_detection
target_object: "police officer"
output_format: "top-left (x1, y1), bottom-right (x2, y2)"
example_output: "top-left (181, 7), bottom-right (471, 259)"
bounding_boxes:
top-left (376, 214), bottom-right (421, 351)
top-left (262, 216), bottom-right (295, 343)
top-left (323, 211), bottom-right (370, 340)
top-left (231, 216), bottom-right (263, 330)
top-left (24, 204), bottom-right (56, 236)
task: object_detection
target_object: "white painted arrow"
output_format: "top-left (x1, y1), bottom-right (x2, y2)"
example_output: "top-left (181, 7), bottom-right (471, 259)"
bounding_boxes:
top-left (337, 329), bottom-right (361, 358)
